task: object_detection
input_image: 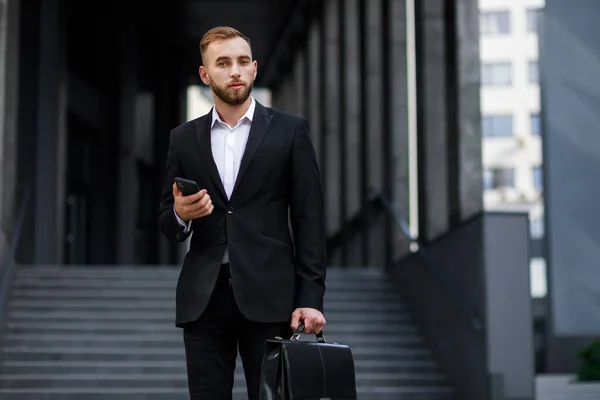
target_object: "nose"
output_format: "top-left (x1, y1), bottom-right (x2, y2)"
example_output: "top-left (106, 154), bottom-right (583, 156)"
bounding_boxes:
top-left (230, 62), bottom-right (241, 78)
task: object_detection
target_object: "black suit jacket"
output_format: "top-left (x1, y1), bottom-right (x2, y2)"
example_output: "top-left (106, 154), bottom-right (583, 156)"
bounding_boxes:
top-left (158, 101), bottom-right (327, 327)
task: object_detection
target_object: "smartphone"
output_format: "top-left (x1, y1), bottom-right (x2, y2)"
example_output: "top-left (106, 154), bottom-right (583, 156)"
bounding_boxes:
top-left (174, 177), bottom-right (201, 196)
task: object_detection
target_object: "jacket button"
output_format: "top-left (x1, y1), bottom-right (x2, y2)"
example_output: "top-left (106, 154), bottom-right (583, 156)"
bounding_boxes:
top-left (227, 207), bottom-right (234, 215)
top-left (175, 233), bottom-right (182, 240)
top-left (219, 237), bottom-right (227, 244)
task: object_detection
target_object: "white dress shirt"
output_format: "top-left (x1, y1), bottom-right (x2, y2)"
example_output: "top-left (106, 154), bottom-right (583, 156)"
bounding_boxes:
top-left (175, 97), bottom-right (256, 264)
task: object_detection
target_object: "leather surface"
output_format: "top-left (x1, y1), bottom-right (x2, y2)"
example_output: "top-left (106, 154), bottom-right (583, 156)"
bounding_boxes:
top-left (259, 339), bottom-right (357, 400)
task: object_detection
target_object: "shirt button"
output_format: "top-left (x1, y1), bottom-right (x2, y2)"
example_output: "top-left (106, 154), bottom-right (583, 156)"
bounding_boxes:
top-left (219, 237), bottom-right (227, 244)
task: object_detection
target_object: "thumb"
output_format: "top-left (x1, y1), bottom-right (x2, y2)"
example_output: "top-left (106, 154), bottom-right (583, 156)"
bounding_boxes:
top-left (172, 182), bottom-right (181, 197)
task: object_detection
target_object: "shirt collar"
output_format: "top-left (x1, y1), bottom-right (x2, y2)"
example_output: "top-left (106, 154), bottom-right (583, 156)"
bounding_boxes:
top-left (211, 97), bottom-right (255, 128)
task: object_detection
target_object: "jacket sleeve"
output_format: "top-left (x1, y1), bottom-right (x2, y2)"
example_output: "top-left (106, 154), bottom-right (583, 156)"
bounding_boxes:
top-left (289, 117), bottom-right (327, 312)
top-left (158, 130), bottom-right (192, 244)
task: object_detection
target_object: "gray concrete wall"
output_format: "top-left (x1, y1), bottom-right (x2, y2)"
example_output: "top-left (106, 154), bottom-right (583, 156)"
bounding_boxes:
top-left (540, 0), bottom-right (600, 372)
top-left (484, 213), bottom-right (535, 400)
top-left (391, 212), bottom-right (535, 400)
top-left (390, 215), bottom-right (488, 400)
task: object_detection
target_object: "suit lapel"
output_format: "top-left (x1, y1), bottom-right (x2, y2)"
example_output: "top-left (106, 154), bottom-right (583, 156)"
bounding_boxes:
top-left (232, 103), bottom-right (272, 196)
top-left (195, 114), bottom-right (227, 201)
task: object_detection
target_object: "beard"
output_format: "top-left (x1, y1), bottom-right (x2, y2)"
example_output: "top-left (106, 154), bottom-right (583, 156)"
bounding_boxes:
top-left (210, 78), bottom-right (253, 106)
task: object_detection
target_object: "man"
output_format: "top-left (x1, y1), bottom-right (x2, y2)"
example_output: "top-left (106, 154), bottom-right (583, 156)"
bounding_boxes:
top-left (158, 26), bottom-right (327, 399)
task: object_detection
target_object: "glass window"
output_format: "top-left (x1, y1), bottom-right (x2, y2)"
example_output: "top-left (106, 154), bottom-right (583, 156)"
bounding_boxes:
top-left (482, 62), bottom-right (512, 86)
top-left (529, 61), bottom-right (539, 83)
top-left (483, 169), bottom-right (494, 190)
top-left (527, 9), bottom-right (540, 33)
top-left (483, 168), bottom-right (515, 189)
top-left (533, 166), bottom-right (543, 189)
top-left (482, 115), bottom-right (513, 137)
top-left (480, 11), bottom-right (511, 35)
top-left (530, 114), bottom-right (541, 135)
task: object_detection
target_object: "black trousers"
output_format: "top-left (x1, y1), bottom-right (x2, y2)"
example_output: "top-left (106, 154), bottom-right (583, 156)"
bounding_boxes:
top-left (182, 264), bottom-right (292, 400)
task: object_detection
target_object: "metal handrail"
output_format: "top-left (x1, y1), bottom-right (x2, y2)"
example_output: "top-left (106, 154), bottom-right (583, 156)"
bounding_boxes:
top-left (0, 186), bottom-right (31, 312)
top-left (368, 187), bottom-right (484, 332)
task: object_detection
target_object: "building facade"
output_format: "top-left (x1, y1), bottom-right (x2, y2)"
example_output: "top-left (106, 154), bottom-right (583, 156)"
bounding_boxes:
top-left (478, 0), bottom-right (546, 298)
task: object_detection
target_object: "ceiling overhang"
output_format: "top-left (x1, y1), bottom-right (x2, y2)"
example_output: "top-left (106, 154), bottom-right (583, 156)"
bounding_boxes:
top-left (184, 0), bottom-right (319, 88)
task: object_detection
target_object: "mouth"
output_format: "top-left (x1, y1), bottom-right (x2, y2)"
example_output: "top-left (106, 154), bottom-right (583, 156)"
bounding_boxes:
top-left (229, 82), bottom-right (245, 90)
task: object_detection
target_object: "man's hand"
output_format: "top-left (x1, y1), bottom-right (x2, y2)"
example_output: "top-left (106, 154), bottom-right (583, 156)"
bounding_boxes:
top-left (291, 308), bottom-right (326, 334)
top-left (173, 182), bottom-right (213, 222)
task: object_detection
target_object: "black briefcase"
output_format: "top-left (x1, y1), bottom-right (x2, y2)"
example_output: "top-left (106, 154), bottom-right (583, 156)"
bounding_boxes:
top-left (259, 322), bottom-right (357, 400)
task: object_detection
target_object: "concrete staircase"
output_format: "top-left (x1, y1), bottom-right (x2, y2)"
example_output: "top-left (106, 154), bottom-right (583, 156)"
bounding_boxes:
top-left (0, 265), bottom-right (454, 399)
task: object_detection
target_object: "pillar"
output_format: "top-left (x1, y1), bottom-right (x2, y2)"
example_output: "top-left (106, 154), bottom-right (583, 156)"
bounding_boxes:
top-left (363, 0), bottom-right (386, 267)
top-left (0, 0), bottom-right (20, 254)
top-left (323, 0), bottom-right (342, 264)
top-left (455, 0), bottom-right (483, 220)
top-left (117, 13), bottom-right (138, 264)
top-left (342, 0), bottom-right (363, 266)
top-left (307, 20), bottom-right (322, 171)
top-left (416, 0), bottom-right (450, 241)
top-left (389, 0), bottom-right (411, 260)
top-left (35, 0), bottom-right (67, 264)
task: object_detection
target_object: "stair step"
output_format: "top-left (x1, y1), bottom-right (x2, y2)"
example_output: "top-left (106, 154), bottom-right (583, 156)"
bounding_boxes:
top-left (3, 332), bottom-right (422, 343)
top-left (6, 312), bottom-right (412, 325)
top-left (10, 289), bottom-right (402, 301)
top-left (8, 299), bottom-right (407, 312)
top-left (0, 372), bottom-right (446, 387)
top-left (0, 387), bottom-right (453, 400)
top-left (0, 266), bottom-right (453, 399)
top-left (11, 277), bottom-right (399, 291)
top-left (4, 321), bottom-right (419, 335)
top-left (1, 364), bottom-right (439, 375)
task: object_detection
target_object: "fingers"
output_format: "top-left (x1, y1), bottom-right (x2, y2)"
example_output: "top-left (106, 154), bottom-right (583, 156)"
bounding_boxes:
top-left (304, 313), bottom-right (326, 334)
top-left (302, 318), bottom-right (313, 334)
top-left (290, 310), bottom-right (302, 332)
top-left (172, 183), bottom-right (181, 197)
top-left (182, 189), bottom-right (207, 204)
top-left (173, 188), bottom-right (213, 221)
top-left (290, 309), bottom-right (327, 334)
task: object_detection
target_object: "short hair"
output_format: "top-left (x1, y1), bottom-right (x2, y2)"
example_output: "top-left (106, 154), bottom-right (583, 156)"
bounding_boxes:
top-left (199, 26), bottom-right (252, 66)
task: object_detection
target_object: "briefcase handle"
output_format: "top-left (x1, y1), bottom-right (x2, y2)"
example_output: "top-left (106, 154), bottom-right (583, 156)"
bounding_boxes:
top-left (290, 322), bottom-right (326, 343)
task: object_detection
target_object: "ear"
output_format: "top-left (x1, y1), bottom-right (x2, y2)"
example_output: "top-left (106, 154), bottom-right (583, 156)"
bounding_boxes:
top-left (253, 60), bottom-right (258, 80)
top-left (199, 65), bottom-right (210, 85)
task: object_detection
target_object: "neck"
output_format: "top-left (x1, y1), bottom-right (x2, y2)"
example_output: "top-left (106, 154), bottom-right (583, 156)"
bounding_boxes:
top-left (213, 96), bottom-right (252, 127)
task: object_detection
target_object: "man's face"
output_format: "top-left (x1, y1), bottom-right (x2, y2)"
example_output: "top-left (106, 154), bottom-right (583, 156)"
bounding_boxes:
top-left (200, 37), bottom-right (257, 106)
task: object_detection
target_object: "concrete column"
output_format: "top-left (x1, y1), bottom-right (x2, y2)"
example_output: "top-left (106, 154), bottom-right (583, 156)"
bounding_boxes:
top-left (0, 0), bottom-right (20, 254)
top-left (293, 49), bottom-right (306, 117)
top-left (324, 0), bottom-right (341, 258)
top-left (284, 76), bottom-right (295, 112)
top-left (364, 0), bottom-right (386, 267)
top-left (117, 17), bottom-right (138, 264)
top-left (307, 20), bottom-right (322, 170)
top-left (389, 0), bottom-right (411, 260)
top-left (455, 0), bottom-right (483, 220)
top-left (35, 0), bottom-right (67, 264)
top-left (342, 0), bottom-right (362, 266)
top-left (270, 84), bottom-right (282, 110)
top-left (417, 0), bottom-right (450, 241)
